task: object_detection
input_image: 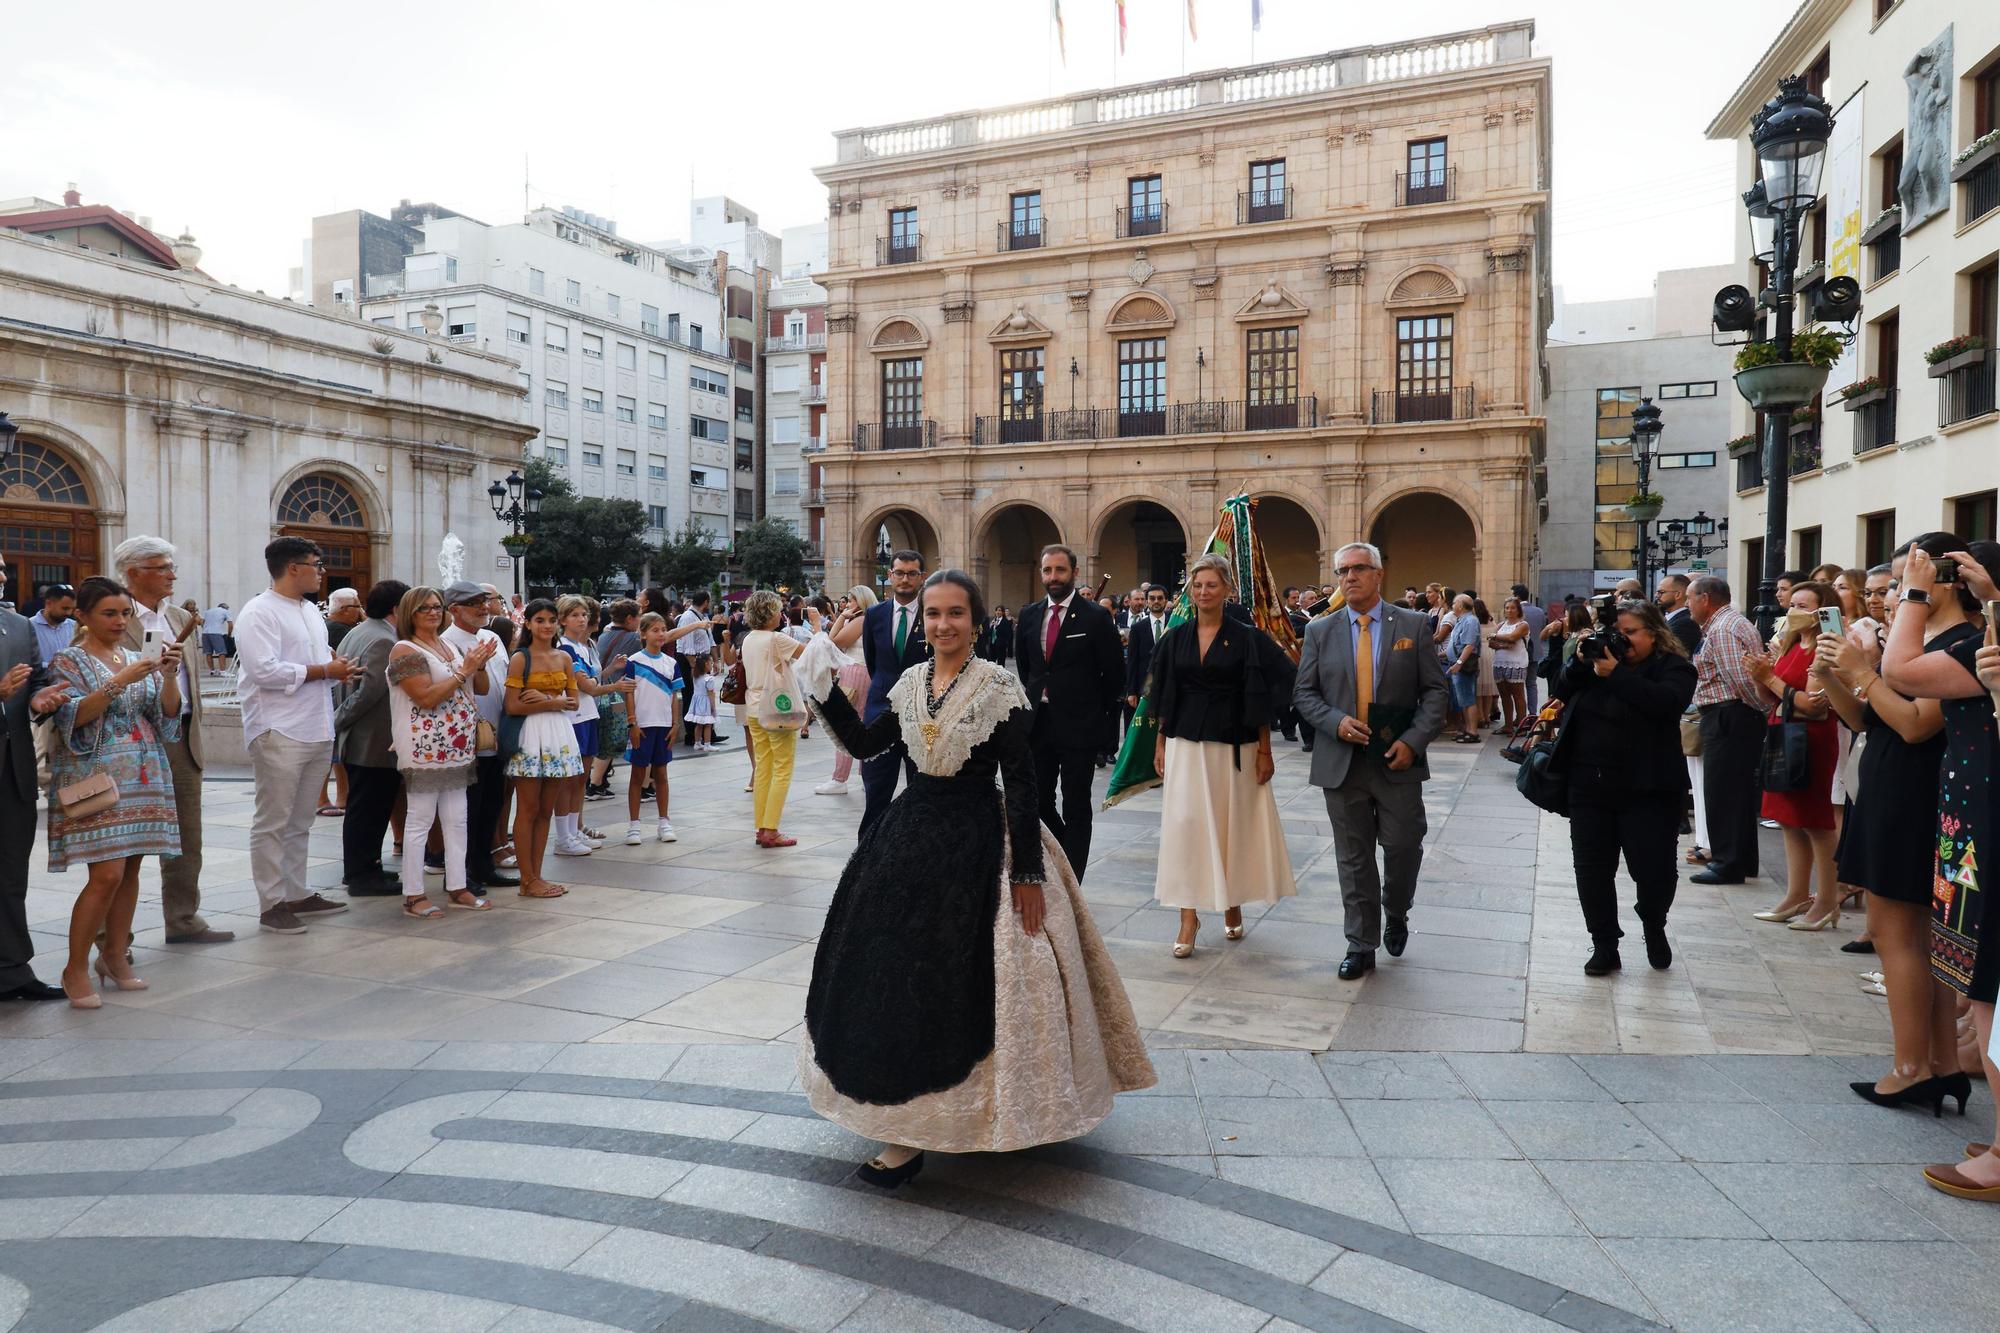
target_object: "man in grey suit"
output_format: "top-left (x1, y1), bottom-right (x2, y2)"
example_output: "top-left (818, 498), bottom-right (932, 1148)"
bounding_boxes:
top-left (333, 580), bottom-right (409, 894)
top-left (0, 555), bottom-right (73, 1000)
top-left (1294, 541), bottom-right (1449, 979)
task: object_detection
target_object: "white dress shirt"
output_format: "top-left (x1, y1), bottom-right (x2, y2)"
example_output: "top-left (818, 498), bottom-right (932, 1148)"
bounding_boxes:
top-left (675, 608), bottom-right (715, 656)
top-left (134, 598), bottom-right (190, 712)
top-left (443, 622), bottom-right (506, 744)
top-left (233, 588), bottom-right (335, 745)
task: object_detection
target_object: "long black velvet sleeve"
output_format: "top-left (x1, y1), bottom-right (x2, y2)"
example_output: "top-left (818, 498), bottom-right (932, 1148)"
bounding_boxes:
top-left (994, 705), bottom-right (1046, 884)
top-left (816, 682), bottom-right (902, 760)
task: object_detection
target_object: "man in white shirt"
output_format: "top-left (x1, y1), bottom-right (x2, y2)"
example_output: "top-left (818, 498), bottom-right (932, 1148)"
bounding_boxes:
top-left (200, 602), bottom-right (233, 674)
top-left (113, 536), bottom-right (233, 944)
top-left (674, 591), bottom-right (723, 745)
top-left (234, 537), bottom-right (358, 934)
top-left (442, 581), bottom-right (517, 890)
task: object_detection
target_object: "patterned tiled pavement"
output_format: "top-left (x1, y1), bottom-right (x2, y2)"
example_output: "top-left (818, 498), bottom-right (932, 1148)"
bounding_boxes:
top-left (0, 729), bottom-right (1993, 1329)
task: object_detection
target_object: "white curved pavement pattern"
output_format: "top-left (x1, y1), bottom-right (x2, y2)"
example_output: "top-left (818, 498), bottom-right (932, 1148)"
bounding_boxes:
top-left (0, 733), bottom-right (1989, 1330)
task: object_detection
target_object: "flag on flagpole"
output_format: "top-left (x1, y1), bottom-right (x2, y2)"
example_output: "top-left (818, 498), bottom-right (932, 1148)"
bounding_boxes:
top-left (1052, 0), bottom-right (1066, 63)
top-left (1116, 0), bottom-right (1127, 54)
top-left (1186, 0), bottom-right (1198, 40)
top-left (1251, 0), bottom-right (1263, 32)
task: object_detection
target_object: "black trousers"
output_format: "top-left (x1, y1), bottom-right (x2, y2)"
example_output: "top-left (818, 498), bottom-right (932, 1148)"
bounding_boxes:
top-left (1035, 743), bottom-right (1098, 881)
top-left (1698, 701), bottom-right (1765, 878)
top-left (466, 753), bottom-right (507, 882)
top-left (342, 762), bottom-right (402, 882)
top-left (858, 743), bottom-right (916, 841)
top-left (0, 789), bottom-right (37, 987)
top-left (1567, 773), bottom-right (1681, 943)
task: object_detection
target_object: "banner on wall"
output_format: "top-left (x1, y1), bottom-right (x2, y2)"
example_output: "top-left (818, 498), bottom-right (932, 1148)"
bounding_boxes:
top-left (1823, 87), bottom-right (1864, 398)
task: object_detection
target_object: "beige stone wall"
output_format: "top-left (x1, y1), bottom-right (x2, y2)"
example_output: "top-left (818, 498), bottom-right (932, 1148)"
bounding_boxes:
top-left (811, 32), bottom-right (1550, 601)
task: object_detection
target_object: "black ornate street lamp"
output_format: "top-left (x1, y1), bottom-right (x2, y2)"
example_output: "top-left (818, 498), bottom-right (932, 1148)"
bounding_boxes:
top-left (488, 469), bottom-right (543, 598)
top-left (1648, 511), bottom-right (1729, 572)
top-left (1628, 397), bottom-right (1664, 595)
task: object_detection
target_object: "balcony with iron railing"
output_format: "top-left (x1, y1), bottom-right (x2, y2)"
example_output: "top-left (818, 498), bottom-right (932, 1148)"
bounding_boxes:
top-left (876, 233), bottom-right (924, 266)
top-left (1939, 359), bottom-right (1997, 428)
top-left (1236, 190), bottom-right (1293, 225)
top-left (1788, 417), bottom-right (1823, 475)
top-left (997, 219), bottom-right (1046, 252)
top-left (1734, 447), bottom-right (1764, 492)
top-left (1370, 387), bottom-right (1476, 424)
top-left (1852, 386), bottom-right (1898, 453)
top-left (1961, 155), bottom-right (2000, 227)
top-left (1396, 166), bottom-right (1458, 206)
top-left (1116, 204), bottom-right (1168, 238)
top-left (801, 383), bottom-right (827, 405)
top-left (799, 434), bottom-right (826, 455)
top-left (970, 396), bottom-right (1319, 446)
top-left (854, 420), bottom-right (937, 451)
top-left (764, 332), bottom-right (828, 353)
top-left (804, 486), bottom-right (826, 508)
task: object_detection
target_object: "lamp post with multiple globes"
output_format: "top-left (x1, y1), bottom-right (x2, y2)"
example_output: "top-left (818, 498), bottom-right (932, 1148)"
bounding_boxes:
top-left (487, 470), bottom-right (543, 599)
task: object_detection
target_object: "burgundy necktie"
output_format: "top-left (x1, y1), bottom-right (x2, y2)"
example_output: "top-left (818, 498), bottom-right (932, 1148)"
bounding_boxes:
top-left (1044, 602), bottom-right (1062, 658)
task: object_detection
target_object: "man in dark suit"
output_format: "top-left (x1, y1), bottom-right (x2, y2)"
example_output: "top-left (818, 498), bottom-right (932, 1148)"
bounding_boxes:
top-left (0, 555), bottom-right (71, 1000)
top-left (1125, 584), bottom-right (1171, 713)
top-left (1294, 541), bottom-right (1449, 979)
top-left (1015, 544), bottom-right (1124, 880)
top-left (333, 579), bottom-right (410, 893)
top-left (984, 607), bottom-right (1015, 665)
top-left (859, 550), bottom-right (930, 839)
top-left (1656, 574), bottom-right (1703, 655)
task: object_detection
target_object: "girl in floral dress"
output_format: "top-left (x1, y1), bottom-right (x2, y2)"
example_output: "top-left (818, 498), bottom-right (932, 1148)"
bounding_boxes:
top-left (388, 586), bottom-right (496, 919)
top-left (48, 577), bottom-right (185, 1008)
top-left (505, 599), bottom-right (582, 898)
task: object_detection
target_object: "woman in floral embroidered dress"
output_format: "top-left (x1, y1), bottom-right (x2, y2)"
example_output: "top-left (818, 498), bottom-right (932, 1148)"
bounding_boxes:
top-left (48, 577), bottom-right (185, 1008)
top-left (798, 569), bottom-right (1154, 1189)
top-left (389, 586), bottom-right (496, 918)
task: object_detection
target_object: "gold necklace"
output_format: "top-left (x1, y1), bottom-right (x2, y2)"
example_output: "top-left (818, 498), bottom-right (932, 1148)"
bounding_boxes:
top-left (919, 658), bottom-right (968, 752)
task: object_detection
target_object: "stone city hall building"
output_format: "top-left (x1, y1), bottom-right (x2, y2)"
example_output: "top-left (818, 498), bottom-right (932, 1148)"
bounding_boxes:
top-left (809, 21), bottom-right (1550, 609)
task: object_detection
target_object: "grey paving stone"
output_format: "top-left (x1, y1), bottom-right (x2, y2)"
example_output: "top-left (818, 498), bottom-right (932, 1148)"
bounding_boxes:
top-left (512, 962), bottom-right (717, 1019)
top-left (418, 1042), bottom-right (566, 1073)
top-left (1484, 1101), bottom-right (1677, 1162)
top-left (1124, 1047), bottom-right (1194, 1097)
top-left (1862, 1164), bottom-right (2000, 1241)
top-left (567, 1223), bottom-right (875, 1331)
top-left (1076, 1096), bottom-right (1212, 1157)
top-left (308, 1196), bottom-right (615, 1267)
top-left (1308, 1250), bottom-right (1562, 1332)
top-left (1202, 1097), bottom-right (1365, 1157)
top-left (1342, 1099), bottom-right (1519, 1160)
top-left (1444, 1054), bottom-right (1608, 1103)
top-left (1700, 1055), bottom-right (1900, 1105)
top-left (1374, 1160), bottom-right (1584, 1237)
top-left (1186, 1050), bottom-right (1332, 1099)
top-left (668, 1163), bottom-right (956, 1257)
top-left (1420, 1234), bottom-right (1659, 1321)
top-left (1599, 1238), bottom-right (1869, 1332)
top-left (1538, 1161), bottom-right (1765, 1239)
top-left (1627, 1101), bottom-right (1830, 1162)
top-left (1331, 1004), bottom-right (1524, 1053)
top-left (538, 1044), bottom-right (688, 1081)
top-left (831, 1290), bottom-right (1014, 1333)
top-left (1571, 1055), bottom-right (1753, 1103)
top-left (1773, 1103), bottom-right (1981, 1164)
top-left (287, 1040), bottom-right (443, 1071)
top-left (1696, 1163), bottom-right (1954, 1241)
top-left (1215, 1156), bottom-right (1409, 1233)
top-left (1313, 1053), bottom-right (1468, 1100)
top-left (307, 1247), bottom-right (689, 1331)
top-left (622, 929), bottom-right (805, 977)
top-left (1787, 1238), bottom-right (2000, 1331)
top-left (1351, 966), bottom-right (1527, 1022)
top-left (669, 1043), bottom-right (804, 1093)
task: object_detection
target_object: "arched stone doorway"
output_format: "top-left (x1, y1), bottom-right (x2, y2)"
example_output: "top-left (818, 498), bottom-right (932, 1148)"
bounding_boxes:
top-left (1094, 499), bottom-right (1188, 593)
top-left (1370, 491), bottom-right (1477, 593)
top-left (276, 472), bottom-right (373, 595)
top-left (975, 504), bottom-right (1061, 612)
top-left (0, 438), bottom-right (98, 593)
top-left (1251, 494), bottom-right (1321, 593)
top-left (857, 508), bottom-right (941, 595)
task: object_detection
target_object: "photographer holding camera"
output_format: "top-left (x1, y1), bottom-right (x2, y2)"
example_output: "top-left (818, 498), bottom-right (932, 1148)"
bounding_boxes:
top-left (1546, 599), bottom-right (1697, 976)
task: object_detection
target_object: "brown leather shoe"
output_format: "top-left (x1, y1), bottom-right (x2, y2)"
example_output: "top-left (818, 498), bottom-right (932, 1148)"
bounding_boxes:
top-left (165, 928), bottom-right (237, 944)
top-left (285, 893), bottom-right (350, 916)
top-left (1924, 1162), bottom-right (2000, 1201)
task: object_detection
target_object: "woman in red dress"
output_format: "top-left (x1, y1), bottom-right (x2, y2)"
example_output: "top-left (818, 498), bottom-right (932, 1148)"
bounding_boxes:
top-left (1750, 581), bottom-right (1842, 929)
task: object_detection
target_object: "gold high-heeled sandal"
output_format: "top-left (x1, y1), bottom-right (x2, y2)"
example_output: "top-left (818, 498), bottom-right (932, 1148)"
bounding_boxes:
top-left (1752, 903), bottom-right (1810, 923)
top-left (93, 955), bottom-right (148, 991)
top-left (1172, 922), bottom-right (1200, 958)
top-left (1224, 911), bottom-right (1245, 941)
top-left (1788, 908), bottom-right (1841, 932)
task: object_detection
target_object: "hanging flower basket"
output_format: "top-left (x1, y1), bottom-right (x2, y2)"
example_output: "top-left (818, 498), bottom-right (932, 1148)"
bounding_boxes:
top-left (499, 533), bottom-right (535, 552)
top-left (1624, 495), bottom-right (1665, 523)
top-left (1838, 376), bottom-right (1886, 410)
top-left (1725, 433), bottom-right (1759, 458)
top-left (1926, 336), bottom-right (1989, 378)
top-left (1950, 130), bottom-right (2000, 181)
top-left (1734, 362), bottom-right (1831, 410)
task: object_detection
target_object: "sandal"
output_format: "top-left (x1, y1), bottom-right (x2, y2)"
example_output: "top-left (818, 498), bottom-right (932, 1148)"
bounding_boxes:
top-left (317, 804), bottom-right (345, 817)
top-left (446, 890), bottom-right (491, 911)
top-left (1453, 734), bottom-right (1481, 744)
top-left (518, 882), bottom-right (568, 899)
top-left (402, 896), bottom-right (444, 919)
top-left (1686, 848), bottom-right (1711, 865)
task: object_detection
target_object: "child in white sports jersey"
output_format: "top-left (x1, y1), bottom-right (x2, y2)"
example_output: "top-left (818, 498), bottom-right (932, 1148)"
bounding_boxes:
top-left (684, 653), bottom-right (721, 751)
top-left (623, 614), bottom-right (682, 844)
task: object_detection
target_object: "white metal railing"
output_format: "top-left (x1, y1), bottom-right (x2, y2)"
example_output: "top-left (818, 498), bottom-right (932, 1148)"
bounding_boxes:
top-left (765, 332), bottom-right (828, 353)
top-left (800, 435), bottom-right (826, 454)
top-left (801, 384), bottom-right (827, 404)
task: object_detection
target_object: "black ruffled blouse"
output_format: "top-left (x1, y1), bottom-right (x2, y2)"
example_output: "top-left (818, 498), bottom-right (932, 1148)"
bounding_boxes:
top-left (1148, 619), bottom-right (1297, 765)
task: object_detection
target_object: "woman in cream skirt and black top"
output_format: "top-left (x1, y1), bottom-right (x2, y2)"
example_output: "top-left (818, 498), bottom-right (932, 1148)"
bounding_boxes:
top-left (1149, 553), bottom-right (1299, 956)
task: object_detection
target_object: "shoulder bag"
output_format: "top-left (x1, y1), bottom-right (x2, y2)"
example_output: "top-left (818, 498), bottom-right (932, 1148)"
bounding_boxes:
top-left (1513, 731), bottom-right (1568, 816)
top-left (1758, 687), bottom-right (1812, 793)
top-left (56, 658), bottom-right (121, 819)
top-left (719, 659), bottom-right (747, 706)
top-left (1679, 706), bottom-right (1704, 758)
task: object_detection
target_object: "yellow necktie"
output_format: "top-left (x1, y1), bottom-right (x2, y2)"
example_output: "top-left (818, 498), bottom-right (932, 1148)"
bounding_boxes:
top-left (1355, 614), bottom-right (1374, 722)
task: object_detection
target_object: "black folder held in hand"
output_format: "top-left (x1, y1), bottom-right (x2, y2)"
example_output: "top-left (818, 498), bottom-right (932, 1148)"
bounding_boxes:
top-left (1365, 704), bottom-right (1414, 761)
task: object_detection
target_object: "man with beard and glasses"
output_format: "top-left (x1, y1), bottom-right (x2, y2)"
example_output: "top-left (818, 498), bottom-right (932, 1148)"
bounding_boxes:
top-left (1015, 544), bottom-right (1125, 880)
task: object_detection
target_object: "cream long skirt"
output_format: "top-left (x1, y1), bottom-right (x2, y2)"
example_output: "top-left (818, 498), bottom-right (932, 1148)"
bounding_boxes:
top-left (1153, 737), bottom-right (1298, 911)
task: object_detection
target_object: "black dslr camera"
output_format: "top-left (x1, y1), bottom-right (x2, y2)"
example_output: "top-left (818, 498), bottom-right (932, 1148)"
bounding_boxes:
top-left (1577, 594), bottom-right (1630, 663)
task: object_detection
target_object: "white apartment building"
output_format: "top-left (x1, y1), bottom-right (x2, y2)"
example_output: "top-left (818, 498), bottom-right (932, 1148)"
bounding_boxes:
top-left (764, 224), bottom-right (829, 578)
top-left (302, 204), bottom-right (738, 549)
top-left (1710, 1), bottom-right (2000, 576)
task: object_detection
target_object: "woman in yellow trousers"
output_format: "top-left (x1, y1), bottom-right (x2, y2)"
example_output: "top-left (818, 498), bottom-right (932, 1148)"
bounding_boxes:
top-left (741, 590), bottom-right (803, 847)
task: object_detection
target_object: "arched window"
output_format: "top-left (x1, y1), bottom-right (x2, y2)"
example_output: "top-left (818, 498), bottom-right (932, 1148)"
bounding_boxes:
top-left (277, 474), bottom-right (365, 528)
top-left (0, 440), bottom-right (90, 506)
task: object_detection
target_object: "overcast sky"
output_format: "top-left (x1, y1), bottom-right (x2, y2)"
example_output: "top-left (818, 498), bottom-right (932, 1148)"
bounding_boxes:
top-left (7, 0), bottom-right (1794, 304)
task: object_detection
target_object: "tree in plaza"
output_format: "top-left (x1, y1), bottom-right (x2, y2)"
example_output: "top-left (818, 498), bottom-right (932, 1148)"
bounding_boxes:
top-left (520, 457), bottom-right (650, 593)
top-left (654, 519), bottom-right (725, 595)
top-left (735, 518), bottom-right (810, 591)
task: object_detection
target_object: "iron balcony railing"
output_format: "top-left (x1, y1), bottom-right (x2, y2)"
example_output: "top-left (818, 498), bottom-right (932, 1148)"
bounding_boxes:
top-left (1236, 190), bottom-right (1293, 224)
top-left (854, 420), bottom-right (937, 451)
top-left (764, 332), bottom-right (828, 353)
top-left (1371, 387), bottom-right (1476, 424)
top-left (1787, 423), bottom-right (1823, 475)
top-left (804, 486), bottom-right (826, 507)
top-left (1396, 166), bottom-right (1457, 206)
top-left (876, 233), bottom-right (924, 265)
top-left (1116, 204), bottom-right (1168, 238)
top-left (1939, 360), bottom-right (1998, 428)
top-left (970, 397), bottom-right (1318, 446)
top-left (800, 383), bottom-right (827, 405)
top-left (799, 435), bottom-right (826, 455)
top-left (1855, 387), bottom-right (1897, 452)
top-left (998, 218), bottom-right (1045, 252)
top-left (1966, 159), bottom-right (2000, 227)
top-left (1734, 448), bottom-right (1764, 492)
top-left (1869, 229), bottom-right (1901, 282)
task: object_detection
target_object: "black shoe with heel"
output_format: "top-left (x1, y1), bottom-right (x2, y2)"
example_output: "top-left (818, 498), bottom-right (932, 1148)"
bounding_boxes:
top-left (1850, 1074), bottom-right (1971, 1118)
top-left (855, 1151), bottom-right (925, 1190)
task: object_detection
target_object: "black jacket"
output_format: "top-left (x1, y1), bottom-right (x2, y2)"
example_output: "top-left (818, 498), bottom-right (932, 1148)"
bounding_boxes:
top-left (1125, 613), bottom-right (1170, 699)
top-left (1665, 607), bottom-right (1702, 656)
top-left (1551, 646), bottom-right (1697, 792)
top-left (1015, 594), bottom-right (1125, 751)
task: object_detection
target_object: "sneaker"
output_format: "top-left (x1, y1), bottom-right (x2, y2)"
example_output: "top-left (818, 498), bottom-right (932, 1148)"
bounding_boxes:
top-left (624, 826), bottom-right (644, 846)
top-left (259, 906), bottom-right (307, 934)
top-left (580, 829), bottom-right (607, 847)
top-left (287, 892), bottom-right (350, 916)
top-left (814, 780), bottom-right (848, 796)
top-left (553, 840), bottom-right (592, 857)
top-left (657, 821), bottom-right (677, 843)
top-left (641, 784), bottom-right (656, 800)
top-left (585, 784), bottom-right (613, 802)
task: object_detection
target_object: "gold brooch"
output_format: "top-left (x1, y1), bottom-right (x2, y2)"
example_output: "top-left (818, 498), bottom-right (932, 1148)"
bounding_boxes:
top-left (919, 721), bottom-right (940, 751)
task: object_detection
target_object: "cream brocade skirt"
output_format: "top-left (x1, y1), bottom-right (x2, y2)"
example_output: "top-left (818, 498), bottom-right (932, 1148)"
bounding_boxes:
top-left (1153, 737), bottom-right (1298, 912)
top-left (797, 823), bottom-right (1156, 1154)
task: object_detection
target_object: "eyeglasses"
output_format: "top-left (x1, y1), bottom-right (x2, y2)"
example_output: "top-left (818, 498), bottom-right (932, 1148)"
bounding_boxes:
top-left (292, 560), bottom-right (325, 572)
top-left (1334, 564), bottom-right (1378, 577)
top-left (130, 563), bottom-right (178, 575)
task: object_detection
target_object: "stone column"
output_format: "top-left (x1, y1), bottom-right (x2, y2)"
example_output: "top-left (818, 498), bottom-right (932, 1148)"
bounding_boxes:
top-left (941, 276), bottom-right (974, 447)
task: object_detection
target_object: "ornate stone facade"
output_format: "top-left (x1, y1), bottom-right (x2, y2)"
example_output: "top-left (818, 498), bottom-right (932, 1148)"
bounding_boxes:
top-left (813, 22), bottom-right (1550, 607)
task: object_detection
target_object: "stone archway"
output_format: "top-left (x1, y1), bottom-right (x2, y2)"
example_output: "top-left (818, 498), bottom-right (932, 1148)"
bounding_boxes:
top-left (1369, 490), bottom-right (1477, 593)
top-left (275, 471), bottom-right (375, 595)
top-left (855, 506), bottom-right (942, 593)
top-left (1250, 494), bottom-right (1322, 593)
top-left (974, 503), bottom-right (1062, 612)
top-left (0, 436), bottom-right (99, 592)
top-left (1093, 499), bottom-right (1190, 593)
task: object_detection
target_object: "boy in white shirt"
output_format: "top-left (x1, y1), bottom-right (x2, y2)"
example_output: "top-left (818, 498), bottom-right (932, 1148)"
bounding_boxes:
top-left (624, 614), bottom-right (682, 843)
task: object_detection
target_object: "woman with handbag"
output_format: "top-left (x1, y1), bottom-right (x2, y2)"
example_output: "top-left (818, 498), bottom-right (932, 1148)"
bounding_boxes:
top-left (47, 577), bottom-right (185, 1008)
top-left (387, 586), bottom-right (495, 919)
top-left (741, 590), bottom-right (806, 847)
top-left (1746, 581), bottom-right (1843, 930)
top-left (1546, 599), bottom-right (1697, 975)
